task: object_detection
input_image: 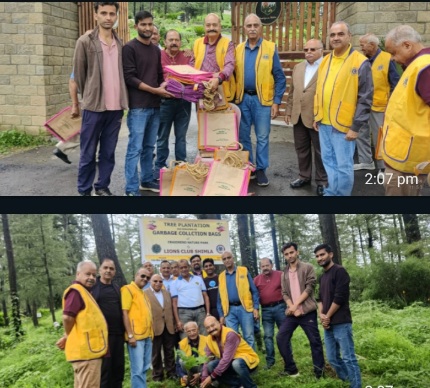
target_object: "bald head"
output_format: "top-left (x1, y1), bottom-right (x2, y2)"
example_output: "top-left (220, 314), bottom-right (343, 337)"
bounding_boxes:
top-left (150, 274), bottom-right (163, 291)
top-left (205, 13), bottom-right (221, 40)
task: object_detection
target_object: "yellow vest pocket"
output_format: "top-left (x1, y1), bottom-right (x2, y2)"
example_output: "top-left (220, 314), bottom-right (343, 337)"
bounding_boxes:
top-left (383, 124), bottom-right (413, 163)
top-left (335, 101), bottom-right (355, 128)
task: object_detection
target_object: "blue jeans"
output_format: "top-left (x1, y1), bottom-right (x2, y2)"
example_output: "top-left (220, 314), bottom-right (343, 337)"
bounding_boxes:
top-left (225, 305), bottom-right (255, 350)
top-left (238, 93), bottom-right (272, 171)
top-left (128, 337), bottom-right (152, 388)
top-left (125, 108), bottom-right (160, 195)
top-left (276, 310), bottom-right (325, 378)
top-left (262, 302), bottom-right (287, 366)
top-left (325, 323), bottom-right (361, 388)
top-left (207, 358), bottom-right (257, 388)
top-left (78, 110), bottom-right (123, 193)
top-left (154, 98), bottom-right (191, 178)
top-left (319, 124), bottom-right (356, 196)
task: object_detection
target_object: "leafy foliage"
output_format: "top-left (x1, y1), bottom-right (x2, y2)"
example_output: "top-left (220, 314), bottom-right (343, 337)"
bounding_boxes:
top-left (0, 130), bottom-right (52, 154)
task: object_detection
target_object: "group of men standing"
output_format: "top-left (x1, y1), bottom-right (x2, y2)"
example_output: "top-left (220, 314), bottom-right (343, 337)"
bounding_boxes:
top-left (287, 21), bottom-right (430, 197)
top-left (57, 243), bottom-right (361, 388)
top-left (71, 2), bottom-right (429, 197)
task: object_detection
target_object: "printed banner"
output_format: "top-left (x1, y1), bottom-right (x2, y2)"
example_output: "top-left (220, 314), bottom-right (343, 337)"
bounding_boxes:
top-left (139, 217), bottom-right (230, 264)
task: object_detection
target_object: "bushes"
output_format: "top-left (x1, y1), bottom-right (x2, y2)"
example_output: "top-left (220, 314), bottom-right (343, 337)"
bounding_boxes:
top-left (0, 129), bottom-right (52, 154)
top-left (344, 258), bottom-right (430, 307)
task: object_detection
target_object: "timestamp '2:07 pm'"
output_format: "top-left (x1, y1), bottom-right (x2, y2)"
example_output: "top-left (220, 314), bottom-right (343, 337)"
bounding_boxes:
top-left (365, 173), bottom-right (419, 187)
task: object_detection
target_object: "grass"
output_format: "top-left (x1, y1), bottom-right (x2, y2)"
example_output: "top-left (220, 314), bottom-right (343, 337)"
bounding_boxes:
top-left (0, 129), bottom-right (52, 156)
top-left (1, 301), bottom-right (429, 387)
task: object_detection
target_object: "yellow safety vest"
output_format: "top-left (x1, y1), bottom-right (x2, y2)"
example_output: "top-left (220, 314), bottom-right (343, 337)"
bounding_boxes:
top-left (62, 284), bottom-right (108, 362)
top-left (178, 335), bottom-right (208, 357)
top-left (371, 51), bottom-right (393, 112)
top-left (219, 266), bottom-right (253, 317)
top-left (121, 282), bottom-right (154, 341)
top-left (206, 326), bottom-right (259, 369)
top-left (381, 54), bottom-right (430, 174)
top-left (194, 36), bottom-right (236, 102)
top-left (235, 39), bottom-right (276, 106)
top-left (315, 50), bottom-right (369, 133)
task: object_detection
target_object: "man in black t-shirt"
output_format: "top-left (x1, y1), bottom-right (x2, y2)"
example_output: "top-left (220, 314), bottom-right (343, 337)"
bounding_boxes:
top-left (315, 244), bottom-right (361, 388)
top-left (91, 258), bottom-right (125, 388)
top-left (203, 258), bottom-right (219, 319)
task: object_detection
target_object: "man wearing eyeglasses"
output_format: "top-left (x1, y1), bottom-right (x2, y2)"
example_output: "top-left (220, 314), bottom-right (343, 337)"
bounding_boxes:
top-left (145, 274), bottom-right (177, 382)
top-left (170, 259), bottom-right (210, 339)
top-left (286, 40), bottom-right (328, 197)
top-left (121, 267), bottom-right (154, 388)
top-left (314, 21), bottom-right (373, 196)
top-left (235, 13), bottom-right (286, 187)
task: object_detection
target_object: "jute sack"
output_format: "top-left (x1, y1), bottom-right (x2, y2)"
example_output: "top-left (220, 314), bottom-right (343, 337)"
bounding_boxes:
top-left (169, 162), bottom-right (209, 196)
top-left (203, 110), bottom-right (238, 151)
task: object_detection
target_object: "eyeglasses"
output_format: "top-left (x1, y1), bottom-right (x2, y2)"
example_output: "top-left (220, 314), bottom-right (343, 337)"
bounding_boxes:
top-left (140, 274), bottom-right (150, 280)
top-left (152, 280), bottom-right (163, 283)
top-left (304, 48), bottom-right (322, 52)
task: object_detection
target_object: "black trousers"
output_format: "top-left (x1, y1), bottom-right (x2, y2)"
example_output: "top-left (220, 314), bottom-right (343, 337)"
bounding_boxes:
top-left (101, 334), bottom-right (125, 388)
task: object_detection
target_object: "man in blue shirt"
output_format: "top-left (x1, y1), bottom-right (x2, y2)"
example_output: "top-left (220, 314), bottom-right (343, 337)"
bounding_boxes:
top-left (235, 14), bottom-right (287, 187)
top-left (355, 33), bottom-right (400, 178)
top-left (217, 251), bottom-right (260, 350)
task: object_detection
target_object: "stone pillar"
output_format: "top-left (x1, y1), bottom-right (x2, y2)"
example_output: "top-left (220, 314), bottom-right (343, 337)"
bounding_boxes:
top-left (336, 2), bottom-right (430, 47)
top-left (0, 2), bottom-right (79, 134)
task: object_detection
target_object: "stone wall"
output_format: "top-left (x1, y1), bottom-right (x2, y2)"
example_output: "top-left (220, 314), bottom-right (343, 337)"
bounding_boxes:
top-left (336, 2), bottom-right (430, 47)
top-left (0, 2), bottom-right (78, 134)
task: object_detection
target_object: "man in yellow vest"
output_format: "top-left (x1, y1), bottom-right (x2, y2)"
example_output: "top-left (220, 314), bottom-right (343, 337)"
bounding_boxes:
top-left (121, 266), bottom-right (154, 388)
top-left (176, 321), bottom-right (208, 387)
top-left (314, 21), bottom-right (373, 196)
top-left (217, 251), bottom-right (260, 350)
top-left (382, 25), bottom-right (430, 196)
top-left (56, 261), bottom-right (108, 388)
top-left (355, 33), bottom-right (400, 178)
top-left (235, 14), bottom-right (287, 187)
top-left (201, 316), bottom-right (259, 388)
top-left (193, 13), bottom-right (236, 99)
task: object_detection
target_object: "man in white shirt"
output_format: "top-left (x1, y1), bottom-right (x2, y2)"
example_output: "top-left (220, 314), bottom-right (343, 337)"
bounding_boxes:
top-left (286, 39), bottom-right (327, 197)
top-left (160, 260), bottom-right (175, 292)
top-left (170, 259), bottom-right (210, 339)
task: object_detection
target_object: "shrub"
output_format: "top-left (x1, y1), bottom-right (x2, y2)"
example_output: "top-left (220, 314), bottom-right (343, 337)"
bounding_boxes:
top-left (398, 258), bottom-right (430, 304)
top-left (193, 26), bottom-right (205, 37)
top-left (0, 129), bottom-right (51, 154)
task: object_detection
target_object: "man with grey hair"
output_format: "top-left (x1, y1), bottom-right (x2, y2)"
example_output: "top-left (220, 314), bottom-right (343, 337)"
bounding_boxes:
top-left (355, 33), bottom-right (400, 178)
top-left (56, 261), bottom-right (108, 388)
top-left (235, 13), bottom-right (286, 187)
top-left (314, 21), bottom-right (373, 196)
top-left (286, 38), bottom-right (328, 196)
top-left (381, 25), bottom-right (430, 196)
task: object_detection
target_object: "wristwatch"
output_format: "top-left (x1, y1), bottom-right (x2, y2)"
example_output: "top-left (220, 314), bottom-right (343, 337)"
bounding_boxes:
top-left (128, 333), bottom-right (134, 339)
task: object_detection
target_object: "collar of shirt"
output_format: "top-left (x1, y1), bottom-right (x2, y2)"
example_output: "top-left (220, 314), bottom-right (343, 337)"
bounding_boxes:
top-left (404, 47), bottom-right (430, 68)
top-left (74, 280), bottom-right (91, 291)
top-left (369, 48), bottom-right (382, 65)
top-left (99, 35), bottom-right (116, 47)
top-left (306, 57), bottom-right (323, 68)
top-left (226, 267), bottom-right (237, 275)
top-left (245, 37), bottom-right (263, 50)
top-left (204, 34), bottom-right (223, 45)
top-left (178, 274), bottom-right (194, 280)
top-left (333, 44), bottom-right (352, 60)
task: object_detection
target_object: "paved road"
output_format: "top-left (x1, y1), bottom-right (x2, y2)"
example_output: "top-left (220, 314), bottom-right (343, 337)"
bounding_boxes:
top-left (0, 109), bottom-right (427, 197)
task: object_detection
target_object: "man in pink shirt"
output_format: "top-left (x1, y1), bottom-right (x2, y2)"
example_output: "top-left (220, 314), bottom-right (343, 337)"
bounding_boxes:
top-left (253, 258), bottom-right (285, 369)
top-left (276, 242), bottom-right (325, 379)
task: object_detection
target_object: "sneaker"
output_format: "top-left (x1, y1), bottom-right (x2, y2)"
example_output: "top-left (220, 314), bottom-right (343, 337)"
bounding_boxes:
top-left (280, 371), bottom-right (300, 378)
top-left (256, 170), bottom-right (269, 187)
top-left (250, 171), bottom-right (256, 180)
top-left (354, 162), bottom-right (375, 171)
top-left (79, 191), bottom-right (92, 196)
top-left (125, 192), bottom-right (141, 197)
top-left (140, 181), bottom-right (160, 193)
top-left (94, 188), bottom-right (114, 196)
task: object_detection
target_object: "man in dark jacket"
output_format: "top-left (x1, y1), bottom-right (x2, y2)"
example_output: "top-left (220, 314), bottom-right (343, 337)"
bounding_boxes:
top-left (73, 2), bottom-right (128, 196)
top-left (91, 258), bottom-right (125, 388)
top-left (315, 244), bottom-right (362, 388)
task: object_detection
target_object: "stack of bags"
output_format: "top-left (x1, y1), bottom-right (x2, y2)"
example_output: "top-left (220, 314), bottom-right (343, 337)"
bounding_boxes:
top-left (160, 65), bottom-right (253, 196)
